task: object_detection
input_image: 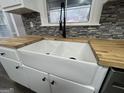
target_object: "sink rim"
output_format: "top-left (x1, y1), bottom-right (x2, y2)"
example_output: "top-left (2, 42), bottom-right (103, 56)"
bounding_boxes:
top-left (18, 49), bottom-right (97, 65)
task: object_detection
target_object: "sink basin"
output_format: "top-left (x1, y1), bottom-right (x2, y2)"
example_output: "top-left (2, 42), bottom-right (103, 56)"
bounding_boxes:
top-left (20, 40), bottom-right (61, 54)
top-left (18, 40), bottom-right (97, 63)
top-left (18, 40), bottom-right (108, 88)
top-left (51, 41), bottom-right (97, 63)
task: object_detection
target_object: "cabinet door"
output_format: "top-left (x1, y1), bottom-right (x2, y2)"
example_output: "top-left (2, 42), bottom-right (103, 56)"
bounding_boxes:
top-left (0, 0), bottom-right (21, 8)
top-left (49, 75), bottom-right (94, 93)
top-left (0, 57), bottom-right (28, 88)
top-left (23, 66), bottom-right (50, 93)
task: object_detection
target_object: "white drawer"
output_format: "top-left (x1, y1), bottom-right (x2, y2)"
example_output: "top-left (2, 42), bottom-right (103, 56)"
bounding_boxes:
top-left (0, 47), bottom-right (19, 61)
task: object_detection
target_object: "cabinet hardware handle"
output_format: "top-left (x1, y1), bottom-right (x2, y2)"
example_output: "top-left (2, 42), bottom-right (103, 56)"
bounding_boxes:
top-left (0, 53), bottom-right (5, 56)
top-left (51, 81), bottom-right (55, 85)
top-left (16, 66), bottom-right (20, 69)
top-left (42, 77), bottom-right (46, 81)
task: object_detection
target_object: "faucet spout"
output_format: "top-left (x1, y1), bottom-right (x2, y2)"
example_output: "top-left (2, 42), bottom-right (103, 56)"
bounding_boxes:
top-left (59, 2), bottom-right (66, 38)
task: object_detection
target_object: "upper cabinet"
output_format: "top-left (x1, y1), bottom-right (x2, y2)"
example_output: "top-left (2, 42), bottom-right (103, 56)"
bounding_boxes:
top-left (0, 0), bottom-right (22, 8)
top-left (0, 0), bottom-right (40, 14)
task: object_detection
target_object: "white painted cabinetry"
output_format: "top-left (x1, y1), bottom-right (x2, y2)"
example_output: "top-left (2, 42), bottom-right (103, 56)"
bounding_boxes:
top-left (0, 47), bottom-right (19, 61)
top-left (22, 66), bottom-right (94, 93)
top-left (22, 65), bottom-right (51, 93)
top-left (0, 57), bottom-right (29, 88)
top-left (49, 74), bottom-right (95, 93)
top-left (0, 0), bottom-right (40, 14)
top-left (0, 56), bottom-right (95, 93)
top-left (0, 46), bottom-right (107, 93)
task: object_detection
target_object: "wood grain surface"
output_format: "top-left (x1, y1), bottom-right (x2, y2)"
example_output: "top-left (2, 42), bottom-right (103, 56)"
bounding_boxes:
top-left (90, 39), bottom-right (124, 69)
top-left (0, 35), bottom-right (43, 48)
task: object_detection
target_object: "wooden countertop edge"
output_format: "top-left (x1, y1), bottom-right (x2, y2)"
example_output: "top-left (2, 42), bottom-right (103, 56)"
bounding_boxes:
top-left (14, 38), bottom-right (44, 48)
top-left (98, 60), bottom-right (124, 69)
top-left (0, 36), bottom-right (43, 49)
top-left (88, 42), bottom-right (100, 63)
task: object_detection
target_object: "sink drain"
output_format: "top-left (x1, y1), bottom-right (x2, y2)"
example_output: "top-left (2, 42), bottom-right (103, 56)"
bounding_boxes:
top-left (46, 53), bottom-right (50, 55)
top-left (69, 57), bottom-right (76, 60)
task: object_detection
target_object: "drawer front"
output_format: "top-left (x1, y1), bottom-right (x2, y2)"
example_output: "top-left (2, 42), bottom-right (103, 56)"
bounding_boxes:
top-left (0, 47), bottom-right (19, 61)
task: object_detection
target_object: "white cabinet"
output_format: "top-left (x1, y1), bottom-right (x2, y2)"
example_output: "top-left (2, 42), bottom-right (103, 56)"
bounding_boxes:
top-left (0, 57), bottom-right (95, 93)
top-left (0, 0), bottom-right (22, 8)
top-left (0, 46), bottom-right (106, 93)
top-left (0, 47), bottom-right (19, 61)
top-left (49, 75), bottom-right (95, 93)
top-left (23, 65), bottom-right (50, 93)
top-left (0, 0), bottom-right (40, 14)
top-left (0, 57), bottom-right (29, 88)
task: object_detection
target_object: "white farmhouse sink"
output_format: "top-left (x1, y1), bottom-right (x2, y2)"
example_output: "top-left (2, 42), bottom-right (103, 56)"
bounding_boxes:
top-left (18, 40), bottom-right (97, 63)
top-left (18, 40), bottom-right (108, 88)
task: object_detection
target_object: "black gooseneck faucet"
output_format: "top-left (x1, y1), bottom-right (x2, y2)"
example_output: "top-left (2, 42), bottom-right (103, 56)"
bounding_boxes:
top-left (59, 2), bottom-right (66, 38)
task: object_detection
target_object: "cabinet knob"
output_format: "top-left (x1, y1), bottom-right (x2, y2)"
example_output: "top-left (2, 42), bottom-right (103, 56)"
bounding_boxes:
top-left (0, 53), bottom-right (5, 56)
top-left (16, 66), bottom-right (20, 69)
top-left (51, 81), bottom-right (55, 85)
top-left (42, 77), bottom-right (46, 81)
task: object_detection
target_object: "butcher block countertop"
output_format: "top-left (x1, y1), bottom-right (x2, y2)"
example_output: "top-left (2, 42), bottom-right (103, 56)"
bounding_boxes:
top-left (0, 35), bottom-right (124, 69)
top-left (0, 35), bottom-right (43, 48)
top-left (90, 39), bottom-right (124, 69)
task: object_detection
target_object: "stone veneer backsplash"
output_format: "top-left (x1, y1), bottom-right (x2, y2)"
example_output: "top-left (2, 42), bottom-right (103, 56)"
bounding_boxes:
top-left (21, 0), bottom-right (124, 39)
